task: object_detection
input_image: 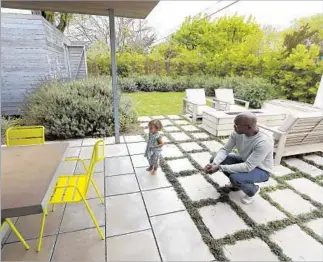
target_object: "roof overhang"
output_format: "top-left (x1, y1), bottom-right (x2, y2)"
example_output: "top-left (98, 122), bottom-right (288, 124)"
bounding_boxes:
top-left (1, 0), bottom-right (159, 19)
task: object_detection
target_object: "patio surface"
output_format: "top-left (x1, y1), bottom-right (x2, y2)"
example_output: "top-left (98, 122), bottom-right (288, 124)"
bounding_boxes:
top-left (2, 115), bottom-right (323, 261)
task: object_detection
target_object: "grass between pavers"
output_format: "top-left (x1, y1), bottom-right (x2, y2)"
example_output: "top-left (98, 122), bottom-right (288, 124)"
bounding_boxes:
top-left (141, 116), bottom-right (323, 261)
top-left (301, 155), bottom-right (323, 170)
top-left (280, 160), bottom-right (323, 188)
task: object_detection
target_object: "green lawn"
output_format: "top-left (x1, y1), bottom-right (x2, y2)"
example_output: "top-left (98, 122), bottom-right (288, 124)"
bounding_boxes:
top-left (126, 91), bottom-right (214, 116)
top-left (126, 92), bottom-right (185, 116)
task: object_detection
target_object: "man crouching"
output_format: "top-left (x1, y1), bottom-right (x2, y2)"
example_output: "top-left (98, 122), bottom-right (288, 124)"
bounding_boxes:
top-left (203, 112), bottom-right (274, 204)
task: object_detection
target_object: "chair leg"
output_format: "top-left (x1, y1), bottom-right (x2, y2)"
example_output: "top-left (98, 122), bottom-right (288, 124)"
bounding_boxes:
top-left (5, 218), bottom-right (30, 250)
top-left (82, 199), bottom-right (104, 240)
top-left (192, 106), bottom-right (198, 122)
top-left (91, 179), bottom-right (104, 204)
top-left (274, 153), bottom-right (283, 166)
top-left (37, 208), bottom-right (47, 252)
top-left (51, 204), bottom-right (55, 212)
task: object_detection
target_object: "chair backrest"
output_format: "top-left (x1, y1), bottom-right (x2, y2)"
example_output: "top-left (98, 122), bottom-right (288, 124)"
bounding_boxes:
top-left (186, 89), bottom-right (206, 105)
top-left (84, 139), bottom-right (105, 196)
top-left (277, 113), bottom-right (323, 147)
top-left (214, 89), bottom-right (235, 105)
top-left (6, 126), bottom-right (45, 146)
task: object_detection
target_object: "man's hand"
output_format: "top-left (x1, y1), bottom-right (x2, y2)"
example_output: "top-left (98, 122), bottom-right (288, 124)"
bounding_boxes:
top-left (203, 164), bottom-right (219, 174)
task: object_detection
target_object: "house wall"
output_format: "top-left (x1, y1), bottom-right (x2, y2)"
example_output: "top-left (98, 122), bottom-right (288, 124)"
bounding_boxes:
top-left (1, 14), bottom-right (49, 115)
top-left (1, 13), bottom-right (87, 115)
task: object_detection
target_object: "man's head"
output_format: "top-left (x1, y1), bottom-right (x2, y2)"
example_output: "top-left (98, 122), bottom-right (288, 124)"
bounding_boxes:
top-left (233, 112), bottom-right (258, 136)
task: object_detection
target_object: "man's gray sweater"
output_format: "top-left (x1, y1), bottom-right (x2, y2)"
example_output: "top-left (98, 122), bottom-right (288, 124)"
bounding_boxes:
top-left (213, 130), bottom-right (274, 174)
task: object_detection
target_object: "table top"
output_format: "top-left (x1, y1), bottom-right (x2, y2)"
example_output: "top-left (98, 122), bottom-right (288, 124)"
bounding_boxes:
top-left (1, 143), bottom-right (69, 218)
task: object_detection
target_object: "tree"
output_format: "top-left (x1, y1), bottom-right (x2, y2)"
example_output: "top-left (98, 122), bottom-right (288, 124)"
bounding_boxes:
top-left (66, 15), bottom-right (157, 53)
top-left (293, 14), bottom-right (323, 41)
top-left (41, 11), bottom-right (73, 33)
top-left (283, 24), bottom-right (318, 56)
top-left (170, 15), bottom-right (214, 51)
top-left (171, 14), bottom-right (262, 55)
top-left (278, 44), bottom-right (323, 102)
top-left (292, 14), bottom-right (323, 56)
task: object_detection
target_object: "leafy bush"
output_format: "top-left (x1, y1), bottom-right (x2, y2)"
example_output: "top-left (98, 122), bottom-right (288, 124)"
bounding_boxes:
top-left (1, 117), bottom-right (20, 143)
top-left (118, 75), bottom-right (277, 108)
top-left (220, 76), bottom-right (279, 108)
top-left (133, 75), bottom-right (176, 92)
top-left (118, 77), bottom-right (137, 92)
top-left (21, 77), bottom-right (137, 139)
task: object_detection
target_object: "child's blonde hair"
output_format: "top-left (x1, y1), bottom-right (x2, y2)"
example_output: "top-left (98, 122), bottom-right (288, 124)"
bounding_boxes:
top-left (148, 119), bottom-right (163, 131)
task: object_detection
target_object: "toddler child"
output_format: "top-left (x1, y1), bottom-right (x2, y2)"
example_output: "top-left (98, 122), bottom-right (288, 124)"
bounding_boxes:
top-left (144, 119), bottom-right (164, 175)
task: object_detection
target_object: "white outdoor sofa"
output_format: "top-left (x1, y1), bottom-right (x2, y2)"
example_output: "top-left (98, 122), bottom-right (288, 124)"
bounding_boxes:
top-left (259, 112), bottom-right (323, 165)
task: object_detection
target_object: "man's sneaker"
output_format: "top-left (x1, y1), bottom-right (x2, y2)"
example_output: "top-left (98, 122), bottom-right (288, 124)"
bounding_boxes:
top-left (241, 185), bottom-right (260, 205)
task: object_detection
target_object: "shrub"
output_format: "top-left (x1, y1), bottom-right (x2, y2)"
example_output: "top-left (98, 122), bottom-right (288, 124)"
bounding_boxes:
top-left (132, 75), bottom-right (175, 92)
top-left (118, 77), bottom-right (137, 92)
top-left (220, 76), bottom-right (278, 108)
top-left (118, 75), bottom-right (277, 108)
top-left (1, 117), bottom-right (20, 143)
top-left (21, 77), bottom-right (138, 140)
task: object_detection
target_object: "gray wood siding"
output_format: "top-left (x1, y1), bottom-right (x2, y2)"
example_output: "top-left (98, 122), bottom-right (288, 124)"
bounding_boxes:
top-left (1, 14), bottom-right (49, 115)
top-left (68, 46), bottom-right (88, 79)
top-left (43, 18), bottom-right (70, 79)
top-left (1, 13), bottom-right (87, 115)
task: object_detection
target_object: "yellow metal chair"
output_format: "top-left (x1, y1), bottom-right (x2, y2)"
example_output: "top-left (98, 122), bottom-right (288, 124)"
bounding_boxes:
top-left (37, 139), bottom-right (105, 252)
top-left (6, 126), bottom-right (45, 146)
top-left (64, 158), bottom-right (105, 205)
top-left (3, 125), bottom-right (45, 250)
top-left (1, 218), bottom-right (30, 250)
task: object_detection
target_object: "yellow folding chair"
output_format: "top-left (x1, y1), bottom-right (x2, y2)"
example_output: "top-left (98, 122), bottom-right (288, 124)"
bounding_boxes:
top-left (63, 148), bottom-right (105, 205)
top-left (3, 125), bottom-right (45, 250)
top-left (1, 218), bottom-right (29, 250)
top-left (37, 139), bottom-right (105, 252)
top-left (6, 126), bottom-right (45, 146)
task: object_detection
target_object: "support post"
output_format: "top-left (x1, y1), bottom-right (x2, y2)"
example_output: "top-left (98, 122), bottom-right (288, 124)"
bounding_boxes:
top-left (109, 9), bottom-right (120, 143)
top-left (314, 73), bottom-right (323, 110)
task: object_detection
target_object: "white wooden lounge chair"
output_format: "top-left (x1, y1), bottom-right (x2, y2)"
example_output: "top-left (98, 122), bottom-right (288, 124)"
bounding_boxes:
top-left (182, 89), bottom-right (215, 122)
top-left (259, 112), bottom-right (323, 165)
top-left (213, 89), bottom-right (249, 111)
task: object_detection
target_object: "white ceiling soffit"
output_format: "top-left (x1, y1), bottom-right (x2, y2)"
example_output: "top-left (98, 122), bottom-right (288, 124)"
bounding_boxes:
top-left (2, 1), bottom-right (159, 19)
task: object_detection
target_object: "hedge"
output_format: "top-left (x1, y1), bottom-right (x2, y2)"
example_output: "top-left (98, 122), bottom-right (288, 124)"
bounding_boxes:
top-left (118, 75), bottom-right (278, 108)
top-left (21, 77), bottom-right (138, 139)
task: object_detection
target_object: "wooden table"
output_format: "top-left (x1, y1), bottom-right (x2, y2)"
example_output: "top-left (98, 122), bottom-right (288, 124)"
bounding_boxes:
top-left (1, 143), bottom-right (69, 218)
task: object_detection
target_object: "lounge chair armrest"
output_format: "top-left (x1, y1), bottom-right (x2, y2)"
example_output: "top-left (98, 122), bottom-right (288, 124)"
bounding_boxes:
top-left (234, 98), bottom-right (250, 108)
top-left (65, 157), bottom-right (88, 172)
top-left (234, 98), bottom-right (248, 103)
top-left (212, 98), bottom-right (230, 110)
top-left (206, 98), bottom-right (217, 107)
top-left (213, 98), bottom-right (231, 106)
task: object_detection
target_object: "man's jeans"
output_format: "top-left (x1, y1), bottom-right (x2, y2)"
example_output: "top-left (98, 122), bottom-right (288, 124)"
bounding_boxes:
top-left (221, 154), bottom-right (269, 197)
